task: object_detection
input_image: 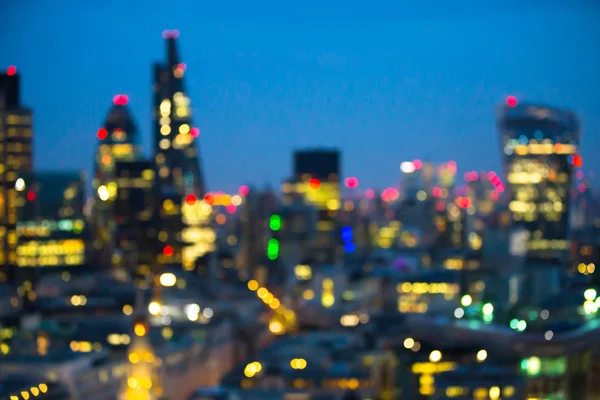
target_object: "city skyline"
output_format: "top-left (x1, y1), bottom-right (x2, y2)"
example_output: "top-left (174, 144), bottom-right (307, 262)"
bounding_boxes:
top-left (2, 1), bottom-right (600, 193)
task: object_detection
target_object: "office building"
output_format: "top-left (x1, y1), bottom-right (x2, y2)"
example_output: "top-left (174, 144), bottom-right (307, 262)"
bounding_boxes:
top-left (0, 65), bottom-right (33, 281)
top-left (289, 149), bottom-right (341, 264)
top-left (15, 172), bottom-right (87, 301)
top-left (153, 30), bottom-right (214, 271)
top-left (113, 160), bottom-right (159, 276)
top-left (497, 99), bottom-right (580, 265)
top-left (91, 95), bottom-right (142, 266)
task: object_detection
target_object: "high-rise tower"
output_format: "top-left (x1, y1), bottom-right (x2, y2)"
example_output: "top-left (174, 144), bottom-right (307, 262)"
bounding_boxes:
top-left (152, 30), bottom-right (214, 270)
top-left (92, 95), bottom-right (142, 265)
top-left (0, 65), bottom-right (33, 281)
top-left (497, 98), bottom-right (580, 265)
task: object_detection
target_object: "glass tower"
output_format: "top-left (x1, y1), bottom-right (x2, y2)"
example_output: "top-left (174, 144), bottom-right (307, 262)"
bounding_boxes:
top-left (497, 99), bottom-right (580, 265)
top-left (152, 31), bottom-right (214, 270)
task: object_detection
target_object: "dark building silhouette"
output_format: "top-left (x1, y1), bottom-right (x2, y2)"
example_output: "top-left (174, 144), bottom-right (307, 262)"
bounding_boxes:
top-left (0, 66), bottom-right (32, 282)
top-left (152, 30), bottom-right (214, 271)
top-left (497, 100), bottom-right (580, 265)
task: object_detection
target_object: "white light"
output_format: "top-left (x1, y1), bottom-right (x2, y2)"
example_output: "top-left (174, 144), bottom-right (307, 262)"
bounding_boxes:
top-left (15, 178), bottom-right (25, 192)
top-left (161, 316), bottom-right (171, 326)
top-left (540, 309), bottom-right (550, 320)
top-left (460, 295), bottom-right (472, 307)
top-left (400, 161), bottom-right (415, 174)
top-left (544, 330), bottom-right (553, 341)
top-left (187, 310), bottom-right (199, 321)
top-left (231, 195), bottom-right (242, 206)
top-left (584, 288), bottom-right (597, 301)
top-left (482, 303), bottom-right (494, 315)
top-left (97, 185), bottom-right (109, 201)
top-left (203, 308), bottom-right (213, 318)
top-left (185, 304), bottom-right (200, 315)
top-left (429, 350), bottom-right (442, 362)
top-left (403, 338), bottom-right (415, 349)
top-left (517, 320), bottom-right (527, 331)
top-left (148, 301), bottom-right (161, 315)
top-left (476, 349), bottom-right (487, 362)
top-left (454, 308), bottom-right (464, 318)
top-left (159, 272), bottom-right (177, 287)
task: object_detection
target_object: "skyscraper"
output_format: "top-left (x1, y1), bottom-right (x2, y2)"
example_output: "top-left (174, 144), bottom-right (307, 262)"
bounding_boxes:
top-left (15, 172), bottom-right (88, 303)
top-left (113, 160), bottom-right (159, 276)
top-left (291, 149), bottom-right (341, 264)
top-left (497, 98), bottom-right (580, 265)
top-left (152, 31), bottom-right (214, 270)
top-left (0, 66), bottom-right (33, 281)
top-left (92, 95), bottom-right (142, 266)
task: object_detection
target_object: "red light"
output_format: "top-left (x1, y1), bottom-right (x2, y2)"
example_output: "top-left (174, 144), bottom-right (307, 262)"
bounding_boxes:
top-left (456, 196), bottom-right (471, 209)
top-left (113, 94), bottom-right (128, 106)
top-left (381, 188), bottom-right (399, 202)
top-left (506, 96), bottom-right (517, 107)
top-left (7, 65), bottom-right (16, 76)
top-left (226, 204), bottom-right (236, 214)
top-left (365, 189), bottom-right (375, 199)
top-left (576, 170), bottom-right (584, 180)
top-left (432, 187), bottom-right (442, 198)
top-left (344, 177), bottom-right (359, 189)
top-left (573, 155), bottom-right (583, 168)
top-left (163, 246), bottom-right (174, 257)
top-left (190, 127), bottom-right (200, 138)
top-left (185, 194), bottom-right (197, 205)
top-left (490, 191), bottom-right (499, 201)
top-left (496, 184), bottom-right (505, 193)
top-left (413, 159), bottom-right (423, 170)
top-left (26, 191), bottom-right (36, 202)
top-left (239, 185), bottom-right (249, 196)
top-left (177, 63), bottom-right (187, 71)
top-left (171, 30), bottom-right (180, 38)
top-left (436, 201), bottom-right (445, 212)
top-left (309, 179), bottom-right (320, 190)
top-left (578, 183), bottom-right (586, 193)
top-left (204, 193), bottom-right (215, 205)
top-left (97, 128), bottom-right (108, 140)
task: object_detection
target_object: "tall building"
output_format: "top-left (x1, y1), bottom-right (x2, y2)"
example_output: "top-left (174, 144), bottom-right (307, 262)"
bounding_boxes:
top-left (289, 149), bottom-right (341, 264)
top-left (15, 172), bottom-right (87, 301)
top-left (91, 95), bottom-right (142, 266)
top-left (113, 160), bottom-right (159, 277)
top-left (152, 30), bottom-right (214, 271)
top-left (0, 65), bottom-right (33, 281)
top-left (497, 98), bottom-right (580, 265)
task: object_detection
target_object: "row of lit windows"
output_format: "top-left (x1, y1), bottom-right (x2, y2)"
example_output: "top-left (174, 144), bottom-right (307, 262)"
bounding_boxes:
top-left (17, 254), bottom-right (84, 267)
top-left (528, 239), bottom-right (569, 251)
top-left (17, 239), bottom-right (85, 256)
top-left (5, 115), bottom-right (32, 125)
top-left (397, 282), bottom-right (459, 295)
top-left (0, 143), bottom-right (32, 153)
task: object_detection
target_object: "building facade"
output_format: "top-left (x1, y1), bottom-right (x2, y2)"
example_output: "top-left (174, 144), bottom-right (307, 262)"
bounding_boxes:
top-left (152, 31), bottom-right (214, 271)
top-left (0, 66), bottom-right (33, 282)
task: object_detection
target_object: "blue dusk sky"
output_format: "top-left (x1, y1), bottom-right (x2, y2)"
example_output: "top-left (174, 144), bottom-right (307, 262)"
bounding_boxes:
top-left (2, 0), bottom-right (599, 193)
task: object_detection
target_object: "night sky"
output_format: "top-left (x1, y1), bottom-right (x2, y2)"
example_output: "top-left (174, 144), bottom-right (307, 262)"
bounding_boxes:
top-left (2, 0), bottom-right (599, 193)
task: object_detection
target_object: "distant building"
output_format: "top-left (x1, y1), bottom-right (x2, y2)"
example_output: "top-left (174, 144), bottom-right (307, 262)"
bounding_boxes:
top-left (288, 149), bottom-right (341, 264)
top-left (91, 95), bottom-right (142, 266)
top-left (497, 99), bottom-right (580, 265)
top-left (153, 31), bottom-right (214, 271)
top-left (0, 66), bottom-right (33, 281)
top-left (113, 160), bottom-right (160, 276)
top-left (15, 171), bottom-right (88, 301)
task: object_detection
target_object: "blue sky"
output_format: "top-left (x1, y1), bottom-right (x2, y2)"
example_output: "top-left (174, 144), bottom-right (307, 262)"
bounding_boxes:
top-left (2, 0), bottom-right (599, 193)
